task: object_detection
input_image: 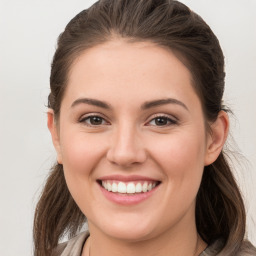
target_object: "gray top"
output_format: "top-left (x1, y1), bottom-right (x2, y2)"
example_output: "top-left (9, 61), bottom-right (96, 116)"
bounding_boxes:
top-left (53, 232), bottom-right (256, 256)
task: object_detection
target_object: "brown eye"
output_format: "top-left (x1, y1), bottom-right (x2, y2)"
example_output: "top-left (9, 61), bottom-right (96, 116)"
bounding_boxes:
top-left (90, 116), bottom-right (103, 125)
top-left (148, 116), bottom-right (177, 126)
top-left (81, 115), bottom-right (107, 126)
top-left (155, 117), bottom-right (169, 126)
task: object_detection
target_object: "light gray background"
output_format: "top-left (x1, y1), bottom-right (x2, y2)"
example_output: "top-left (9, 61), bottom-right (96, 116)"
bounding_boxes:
top-left (0, 0), bottom-right (255, 255)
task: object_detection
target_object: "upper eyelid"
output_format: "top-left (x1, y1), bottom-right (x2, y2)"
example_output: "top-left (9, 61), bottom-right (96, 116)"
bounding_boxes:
top-left (79, 112), bottom-right (109, 121)
top-left (147, 113), bottom-right (178, 122)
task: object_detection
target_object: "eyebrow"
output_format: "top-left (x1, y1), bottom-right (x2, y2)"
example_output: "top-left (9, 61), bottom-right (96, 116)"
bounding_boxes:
top-left (71, 97), bottom-right (188, 111)
top-left (141, 98), bottom-right (188, 111)
top-left (71, 98), bottom-right (111, 109)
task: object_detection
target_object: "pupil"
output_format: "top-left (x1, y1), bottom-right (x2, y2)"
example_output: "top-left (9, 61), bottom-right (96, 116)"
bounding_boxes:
top-left (91, 116), bottom-right (102, 125)
top-left (156, 117), bottom-right (167, 126)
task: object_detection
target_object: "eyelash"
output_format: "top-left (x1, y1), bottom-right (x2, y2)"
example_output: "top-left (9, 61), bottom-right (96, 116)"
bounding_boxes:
top-left (146, 114), bottom-right (178, 127)
top-left (79, 114), bottom-right (109, 127)
top-left (79, 114), bottom-right (178, 127)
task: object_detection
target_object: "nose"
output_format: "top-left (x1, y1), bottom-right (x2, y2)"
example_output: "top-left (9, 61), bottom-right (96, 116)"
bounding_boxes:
top-left (106, 123), bottom-right (147, 167)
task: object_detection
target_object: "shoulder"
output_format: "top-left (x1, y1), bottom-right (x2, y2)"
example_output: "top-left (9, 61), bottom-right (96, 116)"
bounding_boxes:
top-left (52, 231), bottom-right (89, 256)
top-left (200, 239), bottom-right (224, 255)
top-left (235, 240), bottom-right (256, 256)
top-left (201, 240), bottom-right (256, 256)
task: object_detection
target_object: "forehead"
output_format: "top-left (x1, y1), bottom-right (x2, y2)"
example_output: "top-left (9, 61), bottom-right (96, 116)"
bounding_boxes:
top-left (69, 40), bottom-right (191, 82)
top-left (63, 39), bottom-right (200, 110)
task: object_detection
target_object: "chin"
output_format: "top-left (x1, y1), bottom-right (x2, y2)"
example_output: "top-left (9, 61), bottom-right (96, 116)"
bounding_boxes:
top-left (90, 213), bottom-right (158, 242)
top-left (105, 226), bottom-right (155, 242)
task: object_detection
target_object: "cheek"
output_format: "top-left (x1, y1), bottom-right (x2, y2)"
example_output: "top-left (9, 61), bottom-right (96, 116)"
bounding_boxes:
top-left (59, 131), bottom-right (108, 210)
top-left (59, 129), bottom-right (108, 183)
top-left (148, 129), bottom-right (206, 183)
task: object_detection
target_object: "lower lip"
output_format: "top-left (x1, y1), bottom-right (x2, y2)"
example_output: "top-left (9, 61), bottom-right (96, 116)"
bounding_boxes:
top-left (98, 184), bottom-right (159, 205)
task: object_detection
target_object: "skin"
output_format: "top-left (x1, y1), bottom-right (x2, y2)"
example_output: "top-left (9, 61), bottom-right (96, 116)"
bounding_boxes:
top-left (48, 40), bottom-right (229, 256)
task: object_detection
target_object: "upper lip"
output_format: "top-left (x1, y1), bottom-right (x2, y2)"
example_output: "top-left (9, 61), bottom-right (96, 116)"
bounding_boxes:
top-left (97, 175), bottom-right (160, 182)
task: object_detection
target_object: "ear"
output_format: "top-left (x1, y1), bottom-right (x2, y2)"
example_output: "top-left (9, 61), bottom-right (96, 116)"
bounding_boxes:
top-left (47, 109), bottom-right (63, 164)
top-left (204, 111), bottom-right (229, 166)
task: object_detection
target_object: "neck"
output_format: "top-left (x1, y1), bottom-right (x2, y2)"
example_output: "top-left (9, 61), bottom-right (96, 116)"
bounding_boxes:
top-left (83, 216), bottom-right (207, 256)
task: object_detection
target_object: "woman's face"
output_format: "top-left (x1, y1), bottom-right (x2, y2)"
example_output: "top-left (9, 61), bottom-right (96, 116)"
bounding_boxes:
top-left (50, 40), bottom-right (214, 241)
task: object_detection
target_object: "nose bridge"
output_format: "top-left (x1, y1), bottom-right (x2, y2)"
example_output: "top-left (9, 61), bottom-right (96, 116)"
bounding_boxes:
top-left (107, 120), bottom-right (146, 166)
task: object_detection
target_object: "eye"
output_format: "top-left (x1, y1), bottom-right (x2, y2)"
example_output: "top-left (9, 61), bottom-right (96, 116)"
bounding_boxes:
top-left (80, 115), bottom-right (108, 126)
top-left (147, 115), bottom-right (177, 127)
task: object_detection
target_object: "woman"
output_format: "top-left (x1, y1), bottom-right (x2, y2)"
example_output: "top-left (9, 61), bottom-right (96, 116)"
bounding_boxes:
top-left (33, 0), bottom-right (256, 255)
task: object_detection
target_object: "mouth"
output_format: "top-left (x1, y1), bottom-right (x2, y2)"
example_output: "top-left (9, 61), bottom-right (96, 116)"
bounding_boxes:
top-left (97, 175), bottom-right (161, 205)
top-left (97, 179), bottom-right (161, 195)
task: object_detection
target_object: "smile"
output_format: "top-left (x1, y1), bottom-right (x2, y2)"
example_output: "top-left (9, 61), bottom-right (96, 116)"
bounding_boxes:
top-left (97, 176), bottom-right (161, 205)
top-left (101, 180), bottom-right (159, 194)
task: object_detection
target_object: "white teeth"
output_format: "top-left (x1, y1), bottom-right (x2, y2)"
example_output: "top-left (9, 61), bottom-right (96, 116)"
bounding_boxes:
top-left (135, 183), bottom-right (142, 193)
top-left (101, 180), bottom-right (158, 194)
top-left (142, 182), bottom-right (148, 192)
top-left (117, 182), bottom-right (126, 193)
top-left (127, 183), bottom-right (136, 194)
top-left (107, 182), bottom-right (112, 191)
top-left (112, 182), bottom-right (118, 192)
top-left (103, 181), bottom-right (108, 190)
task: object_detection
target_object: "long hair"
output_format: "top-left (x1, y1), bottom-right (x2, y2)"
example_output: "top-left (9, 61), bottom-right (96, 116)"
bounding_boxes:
top-left (34, 1), bottom-right (246, 255)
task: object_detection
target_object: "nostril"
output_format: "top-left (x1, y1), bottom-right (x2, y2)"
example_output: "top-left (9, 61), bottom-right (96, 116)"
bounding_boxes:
top-left (106, 147), bottom-right (147, 167)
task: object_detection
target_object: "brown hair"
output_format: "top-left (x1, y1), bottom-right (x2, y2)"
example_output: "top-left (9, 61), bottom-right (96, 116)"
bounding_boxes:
top-left (34, 0), bottom-right (246, 255)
